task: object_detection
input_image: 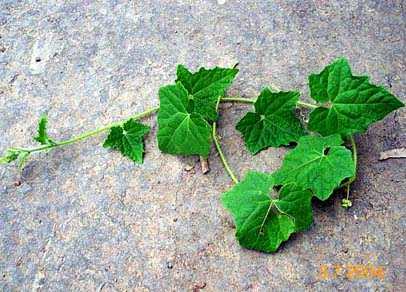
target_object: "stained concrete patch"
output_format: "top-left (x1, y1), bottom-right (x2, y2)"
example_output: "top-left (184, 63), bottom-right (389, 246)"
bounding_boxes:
top-left (0, 1), bottom-right (405, 291)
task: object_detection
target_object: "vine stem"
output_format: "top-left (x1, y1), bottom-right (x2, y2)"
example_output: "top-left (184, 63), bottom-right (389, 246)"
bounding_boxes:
top-left (220, 96), bottom-right (318, 109)
top-left (14, 106), bottom-right (159, 154)
top-left (4, 94), bottom-right (317, 173)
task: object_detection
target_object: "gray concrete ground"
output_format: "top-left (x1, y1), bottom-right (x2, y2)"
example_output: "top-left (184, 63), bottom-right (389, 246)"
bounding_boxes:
top-left (0, 1), bottom-right (405, 291)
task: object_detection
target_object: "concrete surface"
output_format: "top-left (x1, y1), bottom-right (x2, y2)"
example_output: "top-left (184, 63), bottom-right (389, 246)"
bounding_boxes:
top-left (0, 0), bottom-right (405, 291)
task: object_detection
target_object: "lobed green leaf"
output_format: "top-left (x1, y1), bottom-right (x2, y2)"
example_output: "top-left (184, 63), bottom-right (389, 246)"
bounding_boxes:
top-left (308, 58), bottom-right (404, 136)
top-left (157, 82), bottom-right (212, 157)
top-left (103, 119), bottom-right (150, 163)
top-left (157, 65), bottom-right (238, 157)
top-left (176, 65), bottom-right (239, 122)
top-left (221, 171), bottom-right (313, 253)
top-left (236, 88), bottom-right (305, 154)
top-left (273, 134), bottom-right (355, 200)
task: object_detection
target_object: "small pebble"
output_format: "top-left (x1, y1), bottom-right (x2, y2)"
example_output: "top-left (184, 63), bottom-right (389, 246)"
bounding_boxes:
top-left (184, 164), bottom-right (194, 171)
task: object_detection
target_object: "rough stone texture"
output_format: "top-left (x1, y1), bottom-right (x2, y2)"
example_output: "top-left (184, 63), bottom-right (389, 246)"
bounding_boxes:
top-left (0, 1), bottom-right (405, 291)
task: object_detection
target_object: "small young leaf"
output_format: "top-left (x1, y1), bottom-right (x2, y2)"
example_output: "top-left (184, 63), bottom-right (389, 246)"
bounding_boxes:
top-left (308, 58), bottom-right (404, 136)
top-left (157, 82), bottom-right (212, 157)
top-left (34, 114), bottom-right (55, 145)
top-left (221, 171), bottom-right (313, 253)
top-left (103, 119), bottom-right (150, 163)
top-left (273, 134), bottom-right (355, 200)
top-left (176, 65), bottom-right (239, 122)
top-left (236, 88), bottom-right (305, 154)
top-left (0, 149), bottom-right (21, 164)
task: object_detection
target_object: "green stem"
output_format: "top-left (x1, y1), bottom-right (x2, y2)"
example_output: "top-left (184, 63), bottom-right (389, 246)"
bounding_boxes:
top-left (16, 106), bottom-right (159, 154)
top-left (212, 97), bottom-right (239, 184)
top-left (212, 122), bottom-right (239, 184)
top-left (220, 96), bottom-right (317, 109)
top-left (297, 101), bottom-right (318, 109)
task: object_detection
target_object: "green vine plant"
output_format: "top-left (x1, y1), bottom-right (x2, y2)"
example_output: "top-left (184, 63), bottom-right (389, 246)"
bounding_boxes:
top-left (1, 58), bottom-right (404, 253)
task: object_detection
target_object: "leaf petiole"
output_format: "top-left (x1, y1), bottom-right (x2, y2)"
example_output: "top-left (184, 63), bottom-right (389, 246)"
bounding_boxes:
top-left (297, 101), bottom-right (318, 109)
top-left (212, 122), bottom-right (239, 184)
